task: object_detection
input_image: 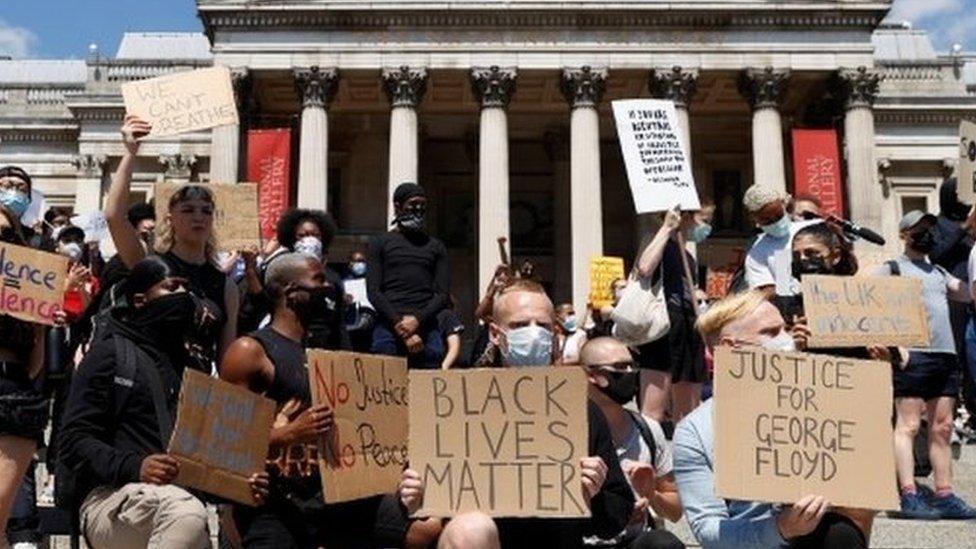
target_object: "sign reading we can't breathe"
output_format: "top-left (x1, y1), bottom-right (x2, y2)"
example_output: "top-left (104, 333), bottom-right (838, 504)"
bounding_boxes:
top-left (713, 346), bottom-right (898, 511)
top-left (121, 66), bottom-right (238, 137)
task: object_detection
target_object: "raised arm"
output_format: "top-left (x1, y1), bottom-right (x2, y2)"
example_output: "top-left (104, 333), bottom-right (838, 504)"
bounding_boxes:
top-left (636, 206), bottom-right (681, 278)
top-left (105, 115), bottom-right (151, 269)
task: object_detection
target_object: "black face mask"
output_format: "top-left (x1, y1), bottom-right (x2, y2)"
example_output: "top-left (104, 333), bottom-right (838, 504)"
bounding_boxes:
top-left (287, 284), bottom-right (333, 326)
top-left (598, 371), bottom-right (638, 406)
top-left (910, 229), bottom-right (936, 253)
top-left (791, 254), bottom-right (833, 279)
top-left (396, 205), bottom-right (427, 233)
top-left (130, 292), bottom-right (203, 352)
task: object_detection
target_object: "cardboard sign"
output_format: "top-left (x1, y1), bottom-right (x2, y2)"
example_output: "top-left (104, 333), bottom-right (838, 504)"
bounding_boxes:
top-left (612, 99), bottom-right (700, 213)
top-left (154, 182), bottom-right (261, 251)
top-left (960, 120), bottom-right (976, 204)
top-left (308, 351), bottom-right (408, 503)
top-left (71, 211), bottom-right (109, 244)
top-left (589, 256), bottom-right (625, 309)
top-left (801, 275), bottom-right (930, 348)
top-left (121, 66), bottom-right (238, 137)
top-left (0, 242), bottom-right (67, 325)
top-left (713, 346), bottom-right (898, 511)
top-left (168, 370), bottom-right (275, 505)
top-left (409, 368), bottom-right (590, 518)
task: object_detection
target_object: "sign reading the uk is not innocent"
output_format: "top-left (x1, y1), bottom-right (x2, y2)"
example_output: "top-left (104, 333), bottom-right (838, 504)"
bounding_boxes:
top-left (0, 242), bottom-right (67, 326)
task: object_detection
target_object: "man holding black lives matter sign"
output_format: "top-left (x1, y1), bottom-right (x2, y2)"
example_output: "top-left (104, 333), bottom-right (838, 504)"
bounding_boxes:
top-left (400, 279), bottom-right (634, 549)
top-left (675, 290), bottom-right (879, 549)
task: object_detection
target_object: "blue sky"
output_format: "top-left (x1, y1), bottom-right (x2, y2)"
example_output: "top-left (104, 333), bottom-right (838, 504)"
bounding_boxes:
top-left (0, 0), bottom-right (972, 59)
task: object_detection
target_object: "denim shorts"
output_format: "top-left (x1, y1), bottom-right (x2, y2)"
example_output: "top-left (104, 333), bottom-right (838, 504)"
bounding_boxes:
top-left (894, 352), bottom-right (960, 400)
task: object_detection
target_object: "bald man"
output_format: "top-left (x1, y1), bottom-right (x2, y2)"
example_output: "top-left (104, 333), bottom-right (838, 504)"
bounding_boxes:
top-left (580, 337), bottom-right (685, 549)
top-left (398, 280), bottom-right (634, 549)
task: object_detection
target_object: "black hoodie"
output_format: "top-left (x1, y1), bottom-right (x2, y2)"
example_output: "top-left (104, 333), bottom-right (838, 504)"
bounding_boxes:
top-left (58, 314), bottom-right (184, 504)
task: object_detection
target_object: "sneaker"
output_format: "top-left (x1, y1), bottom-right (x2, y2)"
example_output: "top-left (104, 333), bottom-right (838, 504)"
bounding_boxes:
top-left (929, 494), bottom-right (976, 520)
top-left (893, 493), bottom-right (941, 520)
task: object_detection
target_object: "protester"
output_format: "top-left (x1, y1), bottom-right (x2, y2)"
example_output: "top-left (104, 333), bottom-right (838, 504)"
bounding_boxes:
top-left (344, 250), bottom-right (376, 352)
top-left (470, 264), bottom-right (512, 367)
top-left (635, 204), bottom-right (712, 424)
top-left (675, 290), bottom-right (867, 548)
top-left (105, 115), bottom-right (238, 366)
top-left (0, 206), bottom-right (49, 546)
top-left (220, 253), bottom-right (422, 548)
top-left (367, 183), bottom-right (450, 368)
top-left (58, 256), bottom-right (268, 548)
top-left (790, 195), bottom-right (822, 221)
top-left (877, 211), bottom-right (976, 520)
top-left (398, 279), bottom-right (634, 548)
top-left (557, 302), bottom-right (587, 365)
top-left (581, 337), bottom-right (685, 549)
top-left (742, 185), bottom-right (816, 293)
top-left (0, 166), bottom-right (39, 247)
top-left (437, 302), bottom-right (464, 369)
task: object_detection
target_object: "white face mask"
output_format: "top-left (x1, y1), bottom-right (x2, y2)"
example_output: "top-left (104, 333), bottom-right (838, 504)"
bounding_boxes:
top-left (501, 324), bottom-right (554, 367)
top-left (61, 242), bottom-right (83, 262)
top-left (759, 331), bottom-right (796, 353)
top-left (294, 236), bottom-right (323, 261)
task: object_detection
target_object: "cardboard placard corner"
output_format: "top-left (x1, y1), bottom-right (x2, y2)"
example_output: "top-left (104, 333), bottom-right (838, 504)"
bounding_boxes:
top-left (408, 367), bottom-right (590, 518)
top-left (121, 66), bottom-right (238, 137)
top-left (307, 351), bottom-right (409, 503)
top-left (713, 346), bottom-right (899, 511)
top-left (168, 370), bottom-right (275, 506)
top-left (153, 182), bottom-right (260, 251)
top-left (0, 241), bottom-right (68, 326)
top-left (612, 98), bottom-right (700, 213)
top-left (801, 275), bottom-right (930, 348)
top-left (959, 120), bottom-right (976, 204)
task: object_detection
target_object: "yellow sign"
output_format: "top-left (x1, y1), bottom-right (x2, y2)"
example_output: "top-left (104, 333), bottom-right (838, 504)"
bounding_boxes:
top-left (589, 256), bottom-right (625, 308)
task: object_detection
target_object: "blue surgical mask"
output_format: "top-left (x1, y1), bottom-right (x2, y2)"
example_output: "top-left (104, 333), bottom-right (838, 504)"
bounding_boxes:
top-left (350, 261), bottom-right (366, 277)
top-left (760, 214), bottom-right (791, 239)
top-left (689, 222), bottom-right (712, 243)
top-left (0, 190), bottom-right (30, 218)
top-left (562, 315), bottom-right (578, 333)
top-left (501, 325), bottom-right (553, 367)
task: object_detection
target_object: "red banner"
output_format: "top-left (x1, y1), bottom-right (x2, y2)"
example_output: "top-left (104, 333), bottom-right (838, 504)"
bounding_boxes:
top-left (246, 128), bottom-right (292, 241)
top-left (791, 129), bottom-right (844, 217)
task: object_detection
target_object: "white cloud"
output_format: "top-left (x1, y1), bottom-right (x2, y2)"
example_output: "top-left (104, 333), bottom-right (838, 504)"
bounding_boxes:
top-left (0, 19), bottom-right (35, 59)
top-left (886, 0), bottom-right (960, 22)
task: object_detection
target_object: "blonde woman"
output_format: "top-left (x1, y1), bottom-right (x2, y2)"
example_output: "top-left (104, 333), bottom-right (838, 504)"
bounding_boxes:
top-left (104, 115), bottom-right (239, 365)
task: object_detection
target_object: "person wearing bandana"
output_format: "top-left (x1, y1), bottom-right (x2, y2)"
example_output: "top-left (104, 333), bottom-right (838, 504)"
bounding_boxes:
top-left (366, 183), bottom-right (450, 368)
top-left (581, 337), bottom-right (685, 549)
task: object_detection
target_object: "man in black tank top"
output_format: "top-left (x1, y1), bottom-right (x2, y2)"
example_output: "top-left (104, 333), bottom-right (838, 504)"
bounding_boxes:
top-left (220, 253), bottom-right (421, 548)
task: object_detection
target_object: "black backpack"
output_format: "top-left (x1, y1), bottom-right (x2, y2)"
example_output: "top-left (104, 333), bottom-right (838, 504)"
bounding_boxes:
top-left (626, 409), bottom-right (658, 465)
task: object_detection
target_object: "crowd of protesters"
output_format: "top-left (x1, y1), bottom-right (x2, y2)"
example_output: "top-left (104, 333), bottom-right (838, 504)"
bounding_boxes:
top-left (0, 113), bottom-right (974, 549)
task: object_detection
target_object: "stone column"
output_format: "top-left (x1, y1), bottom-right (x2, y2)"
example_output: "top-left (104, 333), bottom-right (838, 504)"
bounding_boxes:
top-left (837, 66), bottom-right (883, 250)
top-left (209, 68), bottom-right (250, 183)
top-left (72, 154), bottom-right (106, 213)
top-left (738, 67), bottom-right (790, 194)
top-left (158, 154), bottom-right (198, 184)
top-left (294, 66), bottom-right (338, 210)
top-left (471, 66), bottom-right (517, 292)
top-left (561, 66), bottom-right (607, 313)
top-left (382, 66), bottom-right (428, 223)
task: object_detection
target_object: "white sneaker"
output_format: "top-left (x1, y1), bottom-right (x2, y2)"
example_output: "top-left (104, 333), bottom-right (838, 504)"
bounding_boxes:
top-left (12, 542), bottom-right (40, 549)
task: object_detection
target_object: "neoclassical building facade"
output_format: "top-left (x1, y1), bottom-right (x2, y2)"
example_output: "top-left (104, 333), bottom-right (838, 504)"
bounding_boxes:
top-left (1, 1), bottom-right (974, 319)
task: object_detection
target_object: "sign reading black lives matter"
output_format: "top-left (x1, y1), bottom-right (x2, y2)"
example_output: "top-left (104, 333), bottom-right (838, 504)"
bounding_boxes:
top-left (409, 368), bottom-right (589, 518)
top-left (612, 99), bottom-right (700, 213)
top-left (121, 66), bottom-right (238, 137)
top-left (713, 346), bottom-right (898, 511)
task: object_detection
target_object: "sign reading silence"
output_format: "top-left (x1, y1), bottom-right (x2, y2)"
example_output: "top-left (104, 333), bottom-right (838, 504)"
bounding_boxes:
top-left (800, 275), bottom-right (930, 348)
top-left (154, 182), bottom-right (261, 251)
top-left (713, 346), bottom-right (898, 511)
top-left (168, 370), bottom-right (275, 506)
top-left (612, 99), bottom-right (701, 214)
top-left (409, 368), bottom-right (589, 518)
top-left (121, 66), bottom-right (238, 138)
top-left (308, 351), bottom-right (409, 504)
top-left (0, 242), bottom-right (67, 326)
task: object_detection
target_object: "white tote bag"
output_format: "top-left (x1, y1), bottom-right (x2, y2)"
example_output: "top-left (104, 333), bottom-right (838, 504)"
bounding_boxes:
top-left (610, 271), bottom-right (671, 347)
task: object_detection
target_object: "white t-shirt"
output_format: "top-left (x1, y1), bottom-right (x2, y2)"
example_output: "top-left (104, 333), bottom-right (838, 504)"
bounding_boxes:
top-left (561, 330), bottom-right (587, 364)
top-left (967, 244), bottom-right (976, 293)
top-left (745, 219), bottom-right (823, 294)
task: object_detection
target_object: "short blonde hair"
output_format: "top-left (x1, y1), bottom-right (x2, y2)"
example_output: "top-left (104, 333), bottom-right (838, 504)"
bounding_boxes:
top-left (696, 290), bottom-right (769, 343)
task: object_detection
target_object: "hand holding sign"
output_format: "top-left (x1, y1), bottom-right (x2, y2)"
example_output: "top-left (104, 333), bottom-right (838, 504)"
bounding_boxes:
top-left (121, 115), bottom-right (152, 153)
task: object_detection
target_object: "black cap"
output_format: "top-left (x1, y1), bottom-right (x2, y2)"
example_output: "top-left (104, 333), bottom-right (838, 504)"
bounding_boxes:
top-left (0, 166), bottom-right (31, 192)
top-left (57, 226), bottom-right (85, 243)
top-left (393, 182), bottom-right (426, 205)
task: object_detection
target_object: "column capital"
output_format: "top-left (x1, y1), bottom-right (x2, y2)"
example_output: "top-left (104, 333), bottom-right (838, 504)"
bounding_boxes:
top-left (650, 66), bottom-right (699, 109)
top-left (836, 66), bottom-right (882, 110)
top-left (293, 66), bottom-right (339, 109)
top-left (471, 66), bottom-right (517, 109)
top-left (158, 154), bottom-right (198, 179)
top-left (381, 66), bottom-right (429, 109)
top-left (738, 67), bottom-right (791, 110)
top-left (229, 67), bottom-right (251, 108)
top-left (560, 66), bottom-right (608, 109)
top-left (72, 154), bottom-right (107, 177)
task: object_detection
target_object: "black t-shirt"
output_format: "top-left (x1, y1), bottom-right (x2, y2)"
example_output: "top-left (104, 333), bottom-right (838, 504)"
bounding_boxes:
top-left (160, 252), bottom-right (227, 364)
top-left (366, 231), bottom-right (450, 326)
